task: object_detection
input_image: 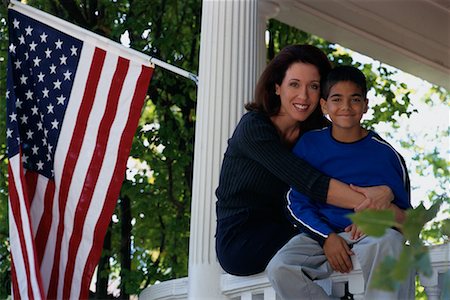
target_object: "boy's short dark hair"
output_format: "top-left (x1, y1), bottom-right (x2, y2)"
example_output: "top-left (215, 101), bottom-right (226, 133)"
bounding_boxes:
top-left (321, 66), bottom-right (367, 99)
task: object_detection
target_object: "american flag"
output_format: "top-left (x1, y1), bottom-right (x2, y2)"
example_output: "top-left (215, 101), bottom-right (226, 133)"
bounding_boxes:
top-left (7, 2), bottom-right (153, 299)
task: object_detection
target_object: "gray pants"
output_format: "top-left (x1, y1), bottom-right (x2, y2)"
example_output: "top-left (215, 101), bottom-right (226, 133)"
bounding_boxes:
top-left (267, 229), bottom-right (415, 300)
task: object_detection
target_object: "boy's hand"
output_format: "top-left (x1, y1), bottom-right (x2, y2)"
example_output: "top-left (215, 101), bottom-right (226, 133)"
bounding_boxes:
top-left (345, 224), bottom-right (364, 240)
top-left (323, 233), bottom-right (354, 273)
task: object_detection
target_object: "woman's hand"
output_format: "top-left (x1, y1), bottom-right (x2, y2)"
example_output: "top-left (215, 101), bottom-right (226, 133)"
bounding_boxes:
top-left (351, 184), bottom-right (394, 211)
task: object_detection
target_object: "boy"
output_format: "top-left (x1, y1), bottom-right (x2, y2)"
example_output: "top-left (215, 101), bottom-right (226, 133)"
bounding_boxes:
top-left (267, 66), bottom-right (412, 300)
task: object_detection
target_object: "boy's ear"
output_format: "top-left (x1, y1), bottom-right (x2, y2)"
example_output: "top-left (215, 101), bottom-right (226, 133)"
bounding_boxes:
top-left (320, 98), bottom-right (328, 114)
top-left (363, 98), bottom-right (369, 113)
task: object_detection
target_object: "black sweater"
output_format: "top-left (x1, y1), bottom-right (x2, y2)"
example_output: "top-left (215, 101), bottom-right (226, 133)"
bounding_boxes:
top-left (215, 111), bottom-right (330, 220)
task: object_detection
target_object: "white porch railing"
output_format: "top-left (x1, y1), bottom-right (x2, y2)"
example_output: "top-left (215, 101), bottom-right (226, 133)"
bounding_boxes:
top-left (139, 243), bottom-right (449, 300)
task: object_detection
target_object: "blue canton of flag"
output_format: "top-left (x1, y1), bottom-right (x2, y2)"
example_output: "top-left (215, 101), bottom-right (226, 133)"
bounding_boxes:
top-left (7, 11), bottom-right (82, 179)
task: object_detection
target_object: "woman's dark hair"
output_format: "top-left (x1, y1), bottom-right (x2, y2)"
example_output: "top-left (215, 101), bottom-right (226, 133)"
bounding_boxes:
top-left (246, 44), bottom-right (332, 130)
top-left (321, 65), bottom-right (368, 100)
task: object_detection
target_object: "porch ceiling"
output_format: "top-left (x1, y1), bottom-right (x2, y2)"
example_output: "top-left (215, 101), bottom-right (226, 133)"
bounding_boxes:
top-left (274, 0), bottom-right (450, 90)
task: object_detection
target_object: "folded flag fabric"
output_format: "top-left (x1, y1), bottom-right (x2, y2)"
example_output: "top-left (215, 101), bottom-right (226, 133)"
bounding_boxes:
top-left (7, 2), bottom-right (154, 298)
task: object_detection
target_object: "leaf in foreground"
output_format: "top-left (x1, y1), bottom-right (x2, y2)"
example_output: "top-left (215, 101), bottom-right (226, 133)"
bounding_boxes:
top-left (349, 210), bottom-right (395, 237)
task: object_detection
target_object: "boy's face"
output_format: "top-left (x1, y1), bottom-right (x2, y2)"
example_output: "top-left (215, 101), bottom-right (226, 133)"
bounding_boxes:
top-left (320, 81), bottom-right (368, 130)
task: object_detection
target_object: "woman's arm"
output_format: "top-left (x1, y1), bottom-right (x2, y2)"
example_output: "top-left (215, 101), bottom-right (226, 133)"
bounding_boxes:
top-left (238, 113), bottom-right (393, 209)
top-left (326, 179), bottom-right (394, 210)
top-left (389, 203), bottom-right (407, 225)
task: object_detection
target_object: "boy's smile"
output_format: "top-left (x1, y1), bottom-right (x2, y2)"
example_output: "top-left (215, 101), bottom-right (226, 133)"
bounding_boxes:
top-left (320, 81), bottom-right (368, 142)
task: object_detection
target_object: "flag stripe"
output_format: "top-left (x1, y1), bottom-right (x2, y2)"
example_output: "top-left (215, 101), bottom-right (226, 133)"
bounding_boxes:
top-left (70, 58), bottom-right (145, 298)
top-left (79, 64), bottom-right (153, 299)
top-left (57, 50), bottom-right (119, 299)
top-left (9, 205), bottom-right (27, 299)
top-left (30, 175), bottom-right (47, 237)
top-left (62, 56), bottom-right (130, 298)
top-left (47, 47), bottom-right (107, 300)
top-left (9, 162), bottom-right (38, 299)
top-left (10, 259), bottom-right (20, 300)
top-left (71, 61), bottom-right (151, 298)
top-left (25, 172), bottom-right (38, 206)
top-left (35, 180), bottom-right (55, 265)
top-left (10, 157), bottom-right (46, 299)
top-left (38, 43), bottom-right (97, 295)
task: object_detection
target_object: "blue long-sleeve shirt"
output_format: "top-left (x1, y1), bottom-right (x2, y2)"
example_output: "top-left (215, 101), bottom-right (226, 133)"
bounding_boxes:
top-left (287, 127), bottom-right (411, 243)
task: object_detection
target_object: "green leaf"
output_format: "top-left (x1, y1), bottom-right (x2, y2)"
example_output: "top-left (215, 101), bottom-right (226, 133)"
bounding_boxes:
top-left (441, 219), bottom-right (450, 238)
top-left (348, 210), bottom-right (395, 237)
top-left (415, 250), bottom-right (433, 277)
top-left (392, 246), bottom-right (415, 281)
top-left (441, 270), bottom-right (450, 300)
top-left (370, 256), bottom-right (398, 291)
top-left (403, 201), bottom-right (442, 244)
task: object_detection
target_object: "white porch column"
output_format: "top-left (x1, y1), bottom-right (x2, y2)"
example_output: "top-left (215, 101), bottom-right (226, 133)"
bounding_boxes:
top-left (188, 1), bottom-right (278, 299)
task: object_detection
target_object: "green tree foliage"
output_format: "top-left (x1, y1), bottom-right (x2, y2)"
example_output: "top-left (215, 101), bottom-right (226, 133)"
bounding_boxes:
top-left (0, 2), bottom-right (447, 299)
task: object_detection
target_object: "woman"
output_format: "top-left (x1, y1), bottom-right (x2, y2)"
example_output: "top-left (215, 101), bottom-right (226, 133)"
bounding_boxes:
top-left (215, 45), bottom-right (393, 276)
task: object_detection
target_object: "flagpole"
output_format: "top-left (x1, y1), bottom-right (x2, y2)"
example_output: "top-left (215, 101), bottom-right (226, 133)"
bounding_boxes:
top-left (7, 0), bottom-right (199, 85)
top-left (150, 57), bottom-right (199, 85)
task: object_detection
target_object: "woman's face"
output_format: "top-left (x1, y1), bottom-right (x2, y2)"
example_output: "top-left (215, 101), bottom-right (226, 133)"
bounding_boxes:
top-left (275, 62), bottom-right (321, 123)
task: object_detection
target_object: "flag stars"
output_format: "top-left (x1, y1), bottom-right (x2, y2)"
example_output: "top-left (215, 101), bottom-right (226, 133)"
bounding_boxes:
top-left (13, 18), bottom-right (20, 29)
top-left (49, 64), bottom-right (57, 74)
top-left (9, 43), bottom-right (16, 53)
top-left (45, 48), bottom-right (52, 58)
top-left (31, 145), bottom-right (39, 155)
top-left (26, 129), bottom-right (34, 140)
top-left (42, 138), bottom-right (47, 146)
top-left (6, 128), bottom-right (13, 138)
top-left (25, 90), bottom-right (34, 100)
top-left (36, 160), bottom-right (44, 171)
top-left (22, 154), bottom-right (28, 164)
top-left (44, 128), bottom-right (48, 137)
top-left (18, 35), bottom-right (25, 45)
top-left (25, 25), bottom-right (33, 36)
top-left (16, 99), bottom-right (23, 109)
top-left (9, 112), bottom-right (17, 122)
top-left (20, 74), bottom-right (28, 85)
top-left (51, 119), bottom-right (59, 129)
top-left (6, 90), bottom-right (10, 99)
top-left (20, 115), bottom-right (28, 124)
top-left (29, 41), bottom-right (38, 51)
top-left (42, 88), bottom-right (49, 98)
top-left (47, 103), bottom-right (55, 114)
top-left (57, 95), bottom-right (66, 105)
top-left (37, 121), bottom-right (43, 131)
top-left (59, 54), bottom-right (67, 65)
top-left (55, 39), bottom-right (63, 49)
top-left (40, 32), bottom-right (48, 42)
top-left (70, 45), bottom-right (78, 56)
top-left (63, 70), bottom-right (72, 80)
top-left (53, 79), bottom-right (62, 90)
top-left (37, 72), bottom-right (45, 82)
top-left (33, 56), bottom-right (42, 67)
top-left (46, 153), bottom-right (52, 161)
top-left (47, 144), bottom-right (53, 153)
top-left (31, 105), bottom-right (39, 115)
top-left (14, 59), bottom-right (22, 69)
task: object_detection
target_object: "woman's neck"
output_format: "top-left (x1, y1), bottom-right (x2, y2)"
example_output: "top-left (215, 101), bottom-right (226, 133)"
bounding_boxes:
top-left (270, 115), bottom-right (300, 146)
